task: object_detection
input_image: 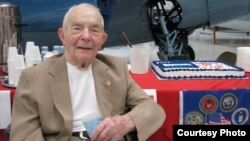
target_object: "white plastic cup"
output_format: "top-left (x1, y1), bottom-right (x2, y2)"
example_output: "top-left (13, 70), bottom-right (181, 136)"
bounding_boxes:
top-left (30, 45), bottom-right (42, 65)
top-left (25, 41), bottom-right (35, 67)
top-left (25, 41), bottom-right (35, 48)
top-left (14, 55), bottom-right (26, 86)
top-left (129, 45), bottom-right (150, 74)
top-left (236, 47), bottom-right (250, 68)
top-left (7, 47), bottom-right (18, 85)
top-left (241, 50), bottom-right (250, 72)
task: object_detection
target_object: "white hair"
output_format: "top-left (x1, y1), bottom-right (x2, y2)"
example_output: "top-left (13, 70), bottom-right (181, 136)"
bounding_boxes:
top-left (62, 3), bottom-right (104, 29)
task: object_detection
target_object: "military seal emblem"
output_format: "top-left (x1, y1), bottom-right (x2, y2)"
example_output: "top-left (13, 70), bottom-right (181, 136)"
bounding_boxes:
top-left (200, 95), bottom-right (218, 114)
top-left (184, 111), bottom-right (204, 125)
top-left (220, 93), bottom-right (237, 112)
top-left (231, 107), bottom-right (249, 125)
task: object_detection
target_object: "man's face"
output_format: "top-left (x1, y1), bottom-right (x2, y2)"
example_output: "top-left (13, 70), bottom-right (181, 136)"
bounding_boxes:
top-left (58, 6), bottom-right (107, 67)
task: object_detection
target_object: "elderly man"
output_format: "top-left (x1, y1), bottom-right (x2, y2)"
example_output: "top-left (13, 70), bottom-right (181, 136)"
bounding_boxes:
top-left (10, 3), bottom-right (166, 141)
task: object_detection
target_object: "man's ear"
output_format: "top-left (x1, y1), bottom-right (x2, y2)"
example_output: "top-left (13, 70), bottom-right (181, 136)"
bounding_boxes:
top-left (58, 28), bottom-right (64, 43)
top-left (101, 32), bottom-right (108, 44)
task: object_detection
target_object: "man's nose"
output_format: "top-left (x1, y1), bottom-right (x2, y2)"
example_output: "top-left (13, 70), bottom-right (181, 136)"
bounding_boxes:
top-left (80, 29), bottom-right (91, 40)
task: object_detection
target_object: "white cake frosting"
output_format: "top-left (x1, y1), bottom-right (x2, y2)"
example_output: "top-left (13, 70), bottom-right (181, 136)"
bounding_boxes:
top-left (151, 60), bottom-right (246, 79)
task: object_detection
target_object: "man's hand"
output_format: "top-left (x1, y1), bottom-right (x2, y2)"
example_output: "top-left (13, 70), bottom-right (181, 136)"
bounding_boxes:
top-left (91, 115), bottom-right (135, 141)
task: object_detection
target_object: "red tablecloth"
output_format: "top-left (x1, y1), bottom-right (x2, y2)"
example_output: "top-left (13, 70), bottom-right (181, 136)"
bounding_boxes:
top-left (1, 70), bottom-right (250, 141)
top-left (131, 70), bottom-right (250, 141)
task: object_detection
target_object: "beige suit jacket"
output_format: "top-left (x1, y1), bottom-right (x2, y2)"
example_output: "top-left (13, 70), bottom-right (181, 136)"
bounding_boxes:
top-left (10, 54), bottom-right (166, 141)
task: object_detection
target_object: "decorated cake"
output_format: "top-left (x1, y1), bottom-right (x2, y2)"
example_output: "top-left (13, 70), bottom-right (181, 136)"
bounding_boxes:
top-left (151, 60), bottom-right (246, 79)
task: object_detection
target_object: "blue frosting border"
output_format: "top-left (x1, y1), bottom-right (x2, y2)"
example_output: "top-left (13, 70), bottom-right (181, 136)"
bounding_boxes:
top-left (152, 60), bottom-right (244, 72)
top-left (151, 60), bottom-right (246, 79)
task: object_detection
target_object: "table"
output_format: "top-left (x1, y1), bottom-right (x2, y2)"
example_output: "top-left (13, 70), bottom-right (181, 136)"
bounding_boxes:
top-left (131, 70), bottom-right (250, 141)
top-left (1, 70), bottom-right (250, 141)
top-left (0, 70), bottom-right (14, 141)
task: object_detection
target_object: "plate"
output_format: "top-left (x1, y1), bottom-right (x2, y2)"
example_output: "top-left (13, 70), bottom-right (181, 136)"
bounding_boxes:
top-left (2, 78), bottom-right (16, 88)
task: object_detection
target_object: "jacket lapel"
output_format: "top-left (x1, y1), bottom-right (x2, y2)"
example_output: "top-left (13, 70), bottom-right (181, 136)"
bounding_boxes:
top-left (92, 58), bottom-right (112, 117)
top-left (48, 55), bottom-right (73, 138)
